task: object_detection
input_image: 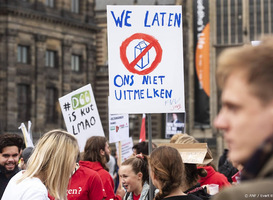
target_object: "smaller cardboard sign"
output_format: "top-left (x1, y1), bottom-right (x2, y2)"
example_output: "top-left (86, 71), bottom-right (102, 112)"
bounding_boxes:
top-left (165, 113), bottom-right (186, 138)
top-left (159, 143), bottom-right (213, 164)
top-left (115, 137), bottom-right (134, 163)
top-left (109, 113), bottom-right (129, 143)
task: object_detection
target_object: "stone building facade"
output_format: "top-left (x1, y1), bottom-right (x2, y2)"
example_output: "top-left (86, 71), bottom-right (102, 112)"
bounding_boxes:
top-left (1, 0), bottom-right (273, 158)
top-left (0, 0), bottom-right (97, 139)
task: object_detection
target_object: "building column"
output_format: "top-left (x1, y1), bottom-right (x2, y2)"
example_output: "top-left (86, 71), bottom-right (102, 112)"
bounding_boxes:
top-left (86, 44), bottom-right (96, 86)
top-left (0, 33), bottom-right (6, 132)
top-left (34, 34), bottom-right (47, 132)
top-left (62, 39), bottom-right (72, 95)
top-left (6, 29), bottom-right (18, 131)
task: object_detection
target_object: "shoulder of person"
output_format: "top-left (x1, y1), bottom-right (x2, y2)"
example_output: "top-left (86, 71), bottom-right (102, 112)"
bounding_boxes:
top-left (212, 178), bottom-right (273, 200)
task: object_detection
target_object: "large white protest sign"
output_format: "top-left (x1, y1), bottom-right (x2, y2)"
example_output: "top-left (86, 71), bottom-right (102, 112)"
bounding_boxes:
top-left (109, 113), bottom-right (129, 143)
top-left (116, 137), bottom-right (134, 163)
top-left (59, 84), bottom-right (104, 151)
top-left (107, 5), bottom-right (185, 114)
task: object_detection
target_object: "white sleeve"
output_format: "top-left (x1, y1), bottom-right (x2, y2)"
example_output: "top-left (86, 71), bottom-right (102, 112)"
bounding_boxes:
top-left (21, 181), bottom-right (50, 200)
top-left (22, 191), bottom-right (49, 200)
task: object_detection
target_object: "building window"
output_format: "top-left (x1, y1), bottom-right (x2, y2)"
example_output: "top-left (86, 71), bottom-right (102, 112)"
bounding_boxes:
top-left (71, 55), bottom-right (81, 72)
top-left (17, 84), bottom-right (30, 121)
top-left (17, 45), bottom-right (29, 64)
top-left (249, 0), bottom-right (273, 41)
top-left (216, 0), bottom-right (243, 45)
top-left (216, 0), bottom-right (273, 44)
top-left (71, 0), bottom-right (79, 13)
top-left (45, 50), bottom-right (57, 68)
top-left (46, 88), bottom-right (58, 123)
top-left (45, 0), bottom-right (54, 7)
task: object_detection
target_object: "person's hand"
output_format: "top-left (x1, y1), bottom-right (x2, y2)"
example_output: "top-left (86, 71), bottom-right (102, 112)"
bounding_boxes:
top-left (116, 182), bottom-right (126, 199)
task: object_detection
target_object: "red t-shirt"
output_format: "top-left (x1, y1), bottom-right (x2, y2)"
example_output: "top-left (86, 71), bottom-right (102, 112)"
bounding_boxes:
top-left (133, 193), bottom-right (141, 200)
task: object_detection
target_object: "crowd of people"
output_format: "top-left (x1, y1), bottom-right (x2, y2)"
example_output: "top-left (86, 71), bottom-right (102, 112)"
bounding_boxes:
top-left (1, 37), bottom-right (273, 199)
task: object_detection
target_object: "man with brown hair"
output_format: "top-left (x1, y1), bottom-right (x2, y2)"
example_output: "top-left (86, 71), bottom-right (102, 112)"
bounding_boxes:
top-left (80, 136), bottom-right (124, 200)
top-left (0, 133), bottom-right (23, 198)
top-left (213, 37), bottom-right (273, 199)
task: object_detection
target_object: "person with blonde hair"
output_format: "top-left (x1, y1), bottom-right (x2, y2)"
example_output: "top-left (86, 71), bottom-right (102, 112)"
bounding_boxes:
top-left (212, 37), bottom-right (273, 199)
top-left (170, 133), bottom-right (199, 144)
top-left (2, 129), bottom-right (79, 200)
top-left (149, 146), bottom-right (201, 200)
top-left (169, 133), bottom-right (184, 143)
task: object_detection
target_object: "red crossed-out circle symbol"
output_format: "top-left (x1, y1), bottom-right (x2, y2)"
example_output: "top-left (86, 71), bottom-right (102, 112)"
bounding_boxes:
top-left (120, 33), bottom-right (162, 75)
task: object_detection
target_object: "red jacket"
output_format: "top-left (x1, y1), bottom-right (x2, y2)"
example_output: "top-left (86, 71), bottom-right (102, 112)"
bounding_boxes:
top-left (79, 161), bottom-right (121, 200)
top-left (49, 165), bottom-right (106, 200)
top-left (198, 166), bottom-right (231, 189)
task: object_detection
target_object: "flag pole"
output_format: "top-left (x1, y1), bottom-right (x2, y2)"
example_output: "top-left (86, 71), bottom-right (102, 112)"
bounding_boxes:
top-left (139, 114), bottom-right (146, 142)
top-left (147, 114), bottom-right (152, 154)
top-left (147, 114), bottom-right (154, 199)
top-left (118, 141), bottom-right (122, 167)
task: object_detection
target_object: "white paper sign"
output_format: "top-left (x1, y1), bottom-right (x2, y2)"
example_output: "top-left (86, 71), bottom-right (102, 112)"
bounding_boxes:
top-left (18, 122), bottom-right (34, 148)
top-left (116, 137), bottom-right (134, 163)
top-left (165, 112), bottom-right (186, 138)
top-left (59, 84), bottom-right (104, 151)
top-left (109, 114), bottom-right (129, 143)
top-left (107, 5), bottom-right (185, 114)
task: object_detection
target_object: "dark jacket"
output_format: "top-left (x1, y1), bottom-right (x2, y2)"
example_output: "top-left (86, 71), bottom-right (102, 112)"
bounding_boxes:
top-left (213, 135), bottom-right (273, 200)
top-left (0, 166), bottom-right (20, 199)
top-left (218, 149), bottom-right (238, 183)
top-left (184, 183), bottom-right (211, 200)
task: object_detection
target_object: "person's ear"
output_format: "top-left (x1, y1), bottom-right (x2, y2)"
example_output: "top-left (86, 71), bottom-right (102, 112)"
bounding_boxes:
top-left (137, 172), bottom-right (143, 180)
top-left (100, 149), bottom-right (105, 156)
top-left (269, 100), bottom-right (273, 116)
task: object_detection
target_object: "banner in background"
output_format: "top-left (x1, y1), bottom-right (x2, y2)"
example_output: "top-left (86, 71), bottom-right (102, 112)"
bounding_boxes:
top-left (193, 0), bottom-right (210, 126)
